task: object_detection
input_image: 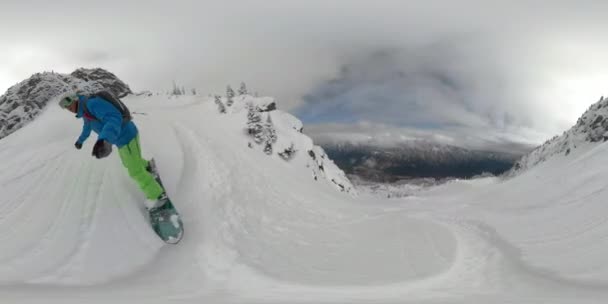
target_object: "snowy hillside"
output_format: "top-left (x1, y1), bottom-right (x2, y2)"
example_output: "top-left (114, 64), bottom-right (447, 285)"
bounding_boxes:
top-left (0, 68), bottom-right (131, 140)
top-left (509, 96), bottom-right (608, 175)
top-left (209, 94), bottom-right (355, 194)
top-left (4, 92), bottom-right (608, 303)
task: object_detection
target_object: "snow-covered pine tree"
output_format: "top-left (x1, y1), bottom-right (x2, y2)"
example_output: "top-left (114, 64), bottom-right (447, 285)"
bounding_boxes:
top-left (246, 103), bottom-right (278, 154)
top-left (278, 143), bottom-right (296, 160)
top-left (238, 82), bottom-right (248, 95)
top-left (226, 85), bottom-right (235, 107)
top-left (264, 142), bottom-right (273, 155)
top-left (192, 88), bottom-right (197, 95)
top-left (214, 95), bottom-right (226, 114)
top-left (246, 103), bottom-right (261, 125)
top-left (263, 115), bottom-right (277, 155)
top-left (265, 116), bottom-right (277, 142)
top-left (246, 103), bottom-right (264, 143)
top-left (172, 81), bottom-right (182, 95)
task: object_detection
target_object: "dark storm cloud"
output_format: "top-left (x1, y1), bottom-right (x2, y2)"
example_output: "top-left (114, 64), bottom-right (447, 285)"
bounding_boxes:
top-left (294, 43), bottom-right (535, 148)
top-left (296, 47), bottom-right (484, 127)
top-left (1, 0), bottom-right (608, 149)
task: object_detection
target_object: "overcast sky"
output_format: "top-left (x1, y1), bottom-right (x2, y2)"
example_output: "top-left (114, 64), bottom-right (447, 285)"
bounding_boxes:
top-left (2, 0), bottom-right (608, 151)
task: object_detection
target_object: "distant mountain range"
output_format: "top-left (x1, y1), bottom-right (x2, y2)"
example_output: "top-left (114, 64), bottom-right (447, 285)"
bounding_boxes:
top-left (321, 141), bottom-right (525, 182)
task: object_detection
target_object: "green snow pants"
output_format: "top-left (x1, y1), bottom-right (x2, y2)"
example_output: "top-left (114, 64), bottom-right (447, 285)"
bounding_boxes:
top-left (118, 135), bottom-right (165, 200)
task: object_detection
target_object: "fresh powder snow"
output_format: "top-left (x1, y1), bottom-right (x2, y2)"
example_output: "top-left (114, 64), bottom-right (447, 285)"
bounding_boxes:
top-left (1, 93), bottom-right (608, 303)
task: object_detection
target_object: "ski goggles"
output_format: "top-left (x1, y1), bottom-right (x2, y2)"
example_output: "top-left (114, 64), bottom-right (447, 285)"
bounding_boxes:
top-left (59, 96), bottom-right (77, 109)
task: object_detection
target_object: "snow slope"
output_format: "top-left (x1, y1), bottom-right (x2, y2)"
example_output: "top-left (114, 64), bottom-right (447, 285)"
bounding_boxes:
top-left (509, 95), bottom-right (608, 175)
top-left (2, 94), bottom-right (608, 303)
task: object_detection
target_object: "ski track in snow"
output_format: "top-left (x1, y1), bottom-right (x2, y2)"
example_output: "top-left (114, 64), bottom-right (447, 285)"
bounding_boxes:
top-left (1, 96), bottom-right (608, 303)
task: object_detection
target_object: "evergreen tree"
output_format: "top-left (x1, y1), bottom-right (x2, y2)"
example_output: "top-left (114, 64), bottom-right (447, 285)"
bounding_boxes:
top-left (214, 95), bottom-right (226, 113)
top-left (226, 85), bottom-right (235, 98)
top-left (264, 115), bottom-right (277, 143)
top-left (226, 85), bottom-right (235, 107)
top-left (263, 116), bottom-right (277, 155)
top-left (246, 103), bottom-right (277, 154)
top-left (246, 103), bottom-right (260, 124)
top-left (264, 142), bottom-right (273, 155)
top-left (192, 88), bottom-right (197, 95)
top-left (246, 103), bottom-right (263, 142)
top-left (278, 143), bottom-right (296, 160)
top-left (172, 81), bottom-right (182, 95)
top-left (238, 82), bottom-right (248, 95)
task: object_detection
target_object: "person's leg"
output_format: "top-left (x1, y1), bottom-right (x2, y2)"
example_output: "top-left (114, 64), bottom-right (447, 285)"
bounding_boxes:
top-left (118, 135), bottom-right (165, 200)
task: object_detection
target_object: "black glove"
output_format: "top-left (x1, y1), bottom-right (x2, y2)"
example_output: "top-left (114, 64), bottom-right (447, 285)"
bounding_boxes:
top-left (92, 139), bottom-right (112, 159)
top-left (75, 142), bottom-right (82, 150)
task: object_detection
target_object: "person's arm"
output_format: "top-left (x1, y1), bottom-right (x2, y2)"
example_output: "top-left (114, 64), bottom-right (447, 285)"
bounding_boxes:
top-left (89, 99), bottom-right (123, 143)
top-left (77, 120), bottom-right (92, 145)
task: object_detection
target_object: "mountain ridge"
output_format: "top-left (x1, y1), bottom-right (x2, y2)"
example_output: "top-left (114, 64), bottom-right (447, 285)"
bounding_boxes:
top-left (508, 96), bottom-right (608, 175)
top-left (0, 68), bottom-right (132, 140)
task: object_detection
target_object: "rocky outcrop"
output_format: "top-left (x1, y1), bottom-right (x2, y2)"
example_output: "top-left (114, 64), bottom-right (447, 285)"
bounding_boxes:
top-left (70, 68), bottom-right (132, 98)
top-left (215, 93), bottom-right (356, 195)
top-left (0, 68), bottom-right (132, 140)
top-left (508, 96), bottom-right (608, 175)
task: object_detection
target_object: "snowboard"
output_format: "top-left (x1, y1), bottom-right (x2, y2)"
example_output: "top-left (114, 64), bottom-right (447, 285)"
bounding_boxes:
top-left (146, 158), bottom-right (184, 244)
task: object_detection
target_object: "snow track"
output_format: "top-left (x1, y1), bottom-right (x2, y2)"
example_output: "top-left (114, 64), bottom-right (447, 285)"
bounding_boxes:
top-left (0, 106), bottom-right (163, 286)
top-left (2, 96), bottom-right (608, 303)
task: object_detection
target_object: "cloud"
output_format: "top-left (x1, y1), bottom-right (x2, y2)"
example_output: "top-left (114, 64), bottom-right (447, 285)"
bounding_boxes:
top-left (294, 44), bottom-right (560, 149)
top-left (296, 47), bottom-right (492, 127)
top-left (1, 0), bottom-right (608, 150)
top-left (304, 121), bottom-right (540, 155)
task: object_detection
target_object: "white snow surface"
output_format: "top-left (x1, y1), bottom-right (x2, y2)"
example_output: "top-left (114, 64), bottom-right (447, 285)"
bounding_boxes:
top-left (1, 95), bottom-right (608, 303)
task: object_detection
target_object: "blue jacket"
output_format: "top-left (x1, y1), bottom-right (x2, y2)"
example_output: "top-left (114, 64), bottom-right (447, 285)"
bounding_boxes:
top-left (76, 95), bottom-right (138, 148)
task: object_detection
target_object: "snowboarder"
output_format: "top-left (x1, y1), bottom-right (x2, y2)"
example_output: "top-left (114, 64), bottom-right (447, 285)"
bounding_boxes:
top-left (59, 92), bottom-right (183, 243)
top-left (58, 92), bottom-right (168, 211)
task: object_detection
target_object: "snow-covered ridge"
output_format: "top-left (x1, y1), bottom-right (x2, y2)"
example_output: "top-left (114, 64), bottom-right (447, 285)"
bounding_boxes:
top-left (0, 68), bottom-right (131, 140)
top-left (216, 94), bottom-right (356, 195)
top-left (509, 96), bottom-right (608, 175)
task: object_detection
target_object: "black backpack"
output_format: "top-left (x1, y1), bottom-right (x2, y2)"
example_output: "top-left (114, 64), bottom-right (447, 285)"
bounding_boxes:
top-left (82, 91), bottom-right (132, 123)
